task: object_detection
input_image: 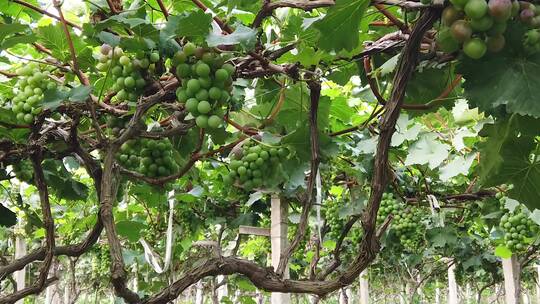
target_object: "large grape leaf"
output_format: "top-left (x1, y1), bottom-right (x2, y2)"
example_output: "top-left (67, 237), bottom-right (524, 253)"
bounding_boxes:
top-left (313, 0), bottom-right (368, 52)
top-left (458, 25), bottom-right (540, 118)
top-left (478, 116), bottom-right (540, 209)
top-left (163, 11), bottom-right (212, 40)
top-left (206, 24), bottom-right (256, 49)
top-left (36, 24), bottom-right (70, 61)
top-left (404, 133), bottom-right (450, 169)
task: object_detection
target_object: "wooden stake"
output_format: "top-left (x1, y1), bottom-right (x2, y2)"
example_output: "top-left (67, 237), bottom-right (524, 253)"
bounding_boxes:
top-left (14, 235), bottom-right (26, 304)
top-left (503, 256), bottom-right (521, 304)
top-left (359, 269), bottom-right (369, 304)
top-left (448, 262), bottom-right (459, 304)
top-left (270, 195), bottom-right (290, 304)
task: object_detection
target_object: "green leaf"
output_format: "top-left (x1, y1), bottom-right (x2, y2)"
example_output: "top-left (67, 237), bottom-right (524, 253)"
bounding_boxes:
top-left (439, 154), bottom-right (475, 182)
top-left (404, 133), bottom-right (450, 169)
top-left (313, 0), bottom-right (368, 51)
top-left (390, 114), bottom-right (421, 147)
top-left (458, 25), bottom-right (540, 118)
top-left (116, 220), bottom-right (147, 242)
top-left (0, 23), bottom-right (28, 41)
top-left (0, 204), bottom-right (17, 227)
top-left (97, 31), bottom-right (120, 47)
top-left (68, 85), bottom-right (93, 102)
top-left (404, 65), bottom-right (457, 111)
top-left (164, 12), bottom-right (212, 40)
top-left (36, 24), bottom-right (70, 61)
top-left (478, 116), bottom-right (540, 209)
top-left (42, 89), bottom-right (70, 110)
top-left (494, 245), bottom-right (512, 258)
top-left (426, 227), bottom-right (458, 248)
top-left (42, 86), bottom-right (92, 110)
top-left (1, 35), bottom-right (36, 49)
top-left (206, 24), bottom-right (256, 48)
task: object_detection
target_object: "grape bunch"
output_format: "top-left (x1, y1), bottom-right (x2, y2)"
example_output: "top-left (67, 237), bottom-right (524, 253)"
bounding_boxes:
top-left (106, 116), bottom-right (129, 137)
top-left (436, 0), bottom-right (540, 59)
top-left (117, 138), bottom-right (179, 178)
top-left (393, 208), bottom-right (425, 250)
top-left (96, 44), bottom-right (158, 103)
top-left (324, 199), bottom-right (345, 239)
top-left (10, 63), bottom-right (58, 124)
top-left (500, 205), bottom-right (539, 252)
top-left (12, 160), bottom-right (33, 183)
top-left (376, 193), bottom-right (402, 224)
top-left (377, 193), bottom-right (425, 250)
top-left (223, 141), bottom-right (289, 191)
top-left (173, 42), bottom-right (235, 129)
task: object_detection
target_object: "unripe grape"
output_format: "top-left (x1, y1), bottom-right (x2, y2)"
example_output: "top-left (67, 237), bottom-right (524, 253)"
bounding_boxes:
top-left (196, 63), bottom-right (211, 77)
top-left (187, 79), bottom-right (201, 92)
top-left (488, 0), bottom-right (512, 20)
top-left (470, 15), bottom-right (494, 31)
top-left (465, 0), bottom-right (488, 19)
top-left (442, 6), bottom-right (464, 25)
top-left (119, 55), bottom-right (130, 66)
top-left (183, 42), bottom-right (196, 56)
top-left (197, 100), bottom-right (212, 114)
top-left (463, 38), bottom-right (487, 59)
top-left (185, 98), bottom-right (199, 113)
top-left (100, 44), bottom-right (112, 55)
top-left (450, 20), bottom-right (473, 42)
top-left (196, 115), bottom-right (209, 128)
top-left (215, 69), bottom-right (229, 82)
top-left (222, 63), bottom-right (235, 76)
top-left (208, 115), bottom-right (221, 128)
top-left (208, 87), bottom-right (222, 100)
top-left (150, 52), bottom-right (160, 63)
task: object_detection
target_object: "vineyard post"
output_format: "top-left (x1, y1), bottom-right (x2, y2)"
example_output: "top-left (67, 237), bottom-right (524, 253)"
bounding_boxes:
top-left (502, 256), bottom-right (521, 304)
top-left (14, 231), bottom-right (26, 304)
top-left (216, 275), bottom-right (228, 301)
top-left (195, 280), bottom-right (204, 304)
top-left (270, 194), bottom-right (290, 304)
top-left (447, 261), bottom-right (458, 304)
top-left (359, 268), bottom-right (369, 304)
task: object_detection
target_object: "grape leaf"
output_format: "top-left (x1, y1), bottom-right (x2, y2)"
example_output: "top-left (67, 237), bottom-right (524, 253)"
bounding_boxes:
top-left (426, 227), bottom-right (457, 248)
top-left (42, 86), bottom-right (93, 110)
top-left (313, 0), bottom-right (368, 52)
top-left (439, 154), bottom-right (475, 182)
top-left (0, 23), bottom-right (28, 41)
top-left (206, 24), bottom-right (256, 48)
top-left (494, 245), bottom-right (512, 258)
top-left (477, 116), bottom-right (540, 209)
top-left (404, 133), bottom-right (450, 169)
top-left (116, 220), bottom-right (147, 242)
top-left (164, 11), bottom-right (212, 40)
top-left (36, 24), bottom-right (70, 61)
top-left (458, 47), bottom-right (540, 118)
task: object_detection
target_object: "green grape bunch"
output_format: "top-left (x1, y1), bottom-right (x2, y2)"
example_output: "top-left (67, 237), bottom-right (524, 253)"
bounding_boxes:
top-left (377, 193), bottom-right (401, 225)
top-left (173, 42), bottom-right (236, 129)
top-left (11, 63), bottom-right (58, 124)
top-left (500, 203), bottom-right (539, 253)
top-left (117, 138), bottom-right (180, 178)
top-left (223, 140), bottom-right (289, 191)
top-left (377, 193), bottom-right (426, 250)
top-left (96, 44), bottom-right (158, 103)
top-left (436, 0), bottom-right (540, 58)
top-left (323, 199), bottom-right (345, 239)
